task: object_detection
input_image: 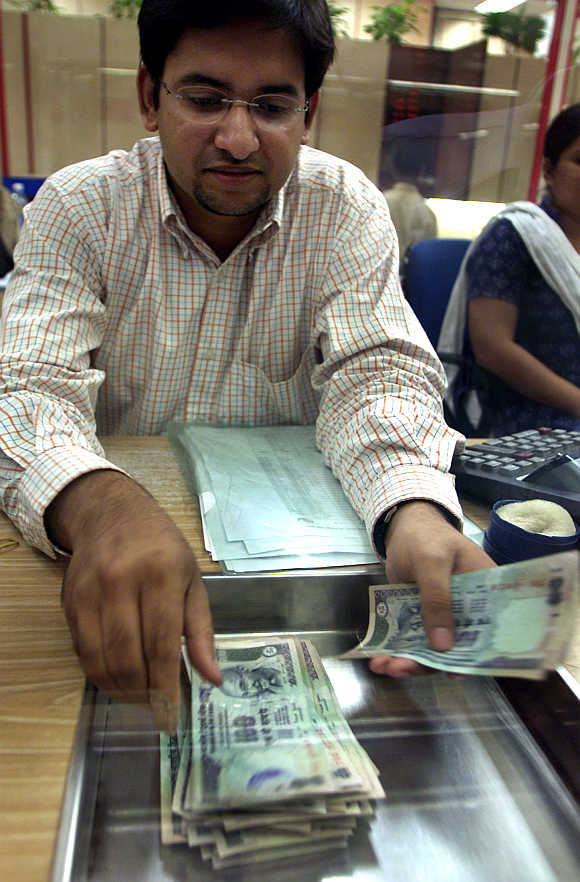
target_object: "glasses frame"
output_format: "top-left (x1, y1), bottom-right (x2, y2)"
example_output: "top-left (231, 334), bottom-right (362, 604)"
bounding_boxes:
top-left (158, 81), bottom-right (310, 128)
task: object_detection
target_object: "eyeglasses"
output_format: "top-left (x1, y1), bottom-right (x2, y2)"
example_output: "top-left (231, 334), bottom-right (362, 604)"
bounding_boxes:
top-left (159, 82), bottom-right (309, 130)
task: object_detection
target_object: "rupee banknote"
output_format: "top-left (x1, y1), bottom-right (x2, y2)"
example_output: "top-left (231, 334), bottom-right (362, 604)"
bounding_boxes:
top-left (159, 666), bottom-right (192, 845)
top-left (342, 551), bottom-right (579, 677)
top-left (160, 637), bottom-right (382, 866)
top-left (180, 636), bottom-right (379, 813)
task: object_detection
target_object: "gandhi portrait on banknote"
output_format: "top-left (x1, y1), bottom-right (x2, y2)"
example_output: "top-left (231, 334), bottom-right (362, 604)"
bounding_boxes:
top-left (396, 601), bottom-right (424, 642)
top-left (218, 664), bottom-right (285, 699)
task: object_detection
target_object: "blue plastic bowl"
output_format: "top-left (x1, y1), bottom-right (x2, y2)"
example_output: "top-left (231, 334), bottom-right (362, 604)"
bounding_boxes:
top-left (483, 499), bottom-right (580, 565)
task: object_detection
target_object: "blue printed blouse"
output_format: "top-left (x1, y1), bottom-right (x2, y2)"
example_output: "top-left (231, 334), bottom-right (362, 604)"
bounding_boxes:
top-left (465, 195), bottom-right (580, 436)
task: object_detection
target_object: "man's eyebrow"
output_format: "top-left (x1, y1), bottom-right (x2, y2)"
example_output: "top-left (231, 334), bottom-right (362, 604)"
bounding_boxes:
top-left (175, 72), bottom-right (300, 97)
top-left (259, 83), bottom-right (300, 97)
top-left (176, 73), bottom-right (228, 89)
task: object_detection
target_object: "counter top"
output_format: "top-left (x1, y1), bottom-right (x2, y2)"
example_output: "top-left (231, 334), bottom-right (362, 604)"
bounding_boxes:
top-left (0, 436), bottom-right (577, 881)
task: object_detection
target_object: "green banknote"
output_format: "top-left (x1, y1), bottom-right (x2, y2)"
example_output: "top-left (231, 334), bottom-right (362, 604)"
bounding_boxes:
top-left (295, 638), bottom-right (384, 799)
top-left (160, 731), bottom-right (187, 844)
top-left (208, 838), bottom-right (349, 870)
top-left (342, 551), bottom-right (579, 677)
top-left (185, 636), bottom-right (365, 812)
top-left (160, 666), bottom-right (191, 844)
top-left (211, 822), bottom-right (355, 859)
top-left (159, 637), bottom-right (382, 862)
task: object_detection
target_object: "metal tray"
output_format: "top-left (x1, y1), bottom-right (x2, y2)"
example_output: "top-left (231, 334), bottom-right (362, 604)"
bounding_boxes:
top-left (51, 571), bottom-right (580, 882)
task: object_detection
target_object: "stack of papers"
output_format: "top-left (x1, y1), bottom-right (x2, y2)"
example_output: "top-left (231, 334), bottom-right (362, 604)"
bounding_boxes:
top-left (168, 423), bottom-right (380, 572)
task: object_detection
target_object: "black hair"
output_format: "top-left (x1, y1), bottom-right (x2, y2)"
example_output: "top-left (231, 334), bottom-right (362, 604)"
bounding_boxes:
top-left (543, 102), bottom-right (580, 166)
top-left (138, 0), bottom-right (335, 104)
top-left (389, 139), bottom-right (427, 180)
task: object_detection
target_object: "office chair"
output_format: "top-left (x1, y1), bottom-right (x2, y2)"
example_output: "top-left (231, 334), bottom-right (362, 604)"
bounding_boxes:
top-left (2, 176), bottom-right (45, 201)
top-left (401, 238), bottom-right (470, 347)
top-left (401, 237), bottom-right (493, 437)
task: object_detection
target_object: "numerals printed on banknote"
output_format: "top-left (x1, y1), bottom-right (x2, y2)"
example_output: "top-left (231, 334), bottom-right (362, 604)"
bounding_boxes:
top-left (342, 551), bottom-right (579, 678)
top-left (160, 637), bottom-right (382, 867)
top-left (159, 552), bottom-right (578, 866)
top-left (179, 636), bottom-right (383, 813)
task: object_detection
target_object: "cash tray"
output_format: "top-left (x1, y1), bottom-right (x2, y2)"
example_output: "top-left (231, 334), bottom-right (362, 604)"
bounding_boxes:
top-left (51, 569), bottom-right (580, 882)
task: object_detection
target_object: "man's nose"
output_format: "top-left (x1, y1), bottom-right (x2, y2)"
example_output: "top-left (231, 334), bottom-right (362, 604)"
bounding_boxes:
top-left (213, 104), bottom-right (260, 159)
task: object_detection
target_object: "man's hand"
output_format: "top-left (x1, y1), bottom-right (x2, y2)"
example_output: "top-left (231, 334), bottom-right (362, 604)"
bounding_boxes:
top-left (46, 470), bottom-right (222, 730)
top-left (369, 501), bottom-right (495, 678)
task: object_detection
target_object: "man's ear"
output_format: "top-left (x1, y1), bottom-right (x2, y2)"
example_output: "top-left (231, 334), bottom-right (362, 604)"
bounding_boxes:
top-left (301, 90), bottom-right (320, 145)
top-left (137, 65), bottom-right (159, 132)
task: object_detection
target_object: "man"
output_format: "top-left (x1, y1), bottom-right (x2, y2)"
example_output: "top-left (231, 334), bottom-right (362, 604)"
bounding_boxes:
top-left (0, 0), bottom-right (492, 730)
top-left (383, 140), bottom-right (437, 266)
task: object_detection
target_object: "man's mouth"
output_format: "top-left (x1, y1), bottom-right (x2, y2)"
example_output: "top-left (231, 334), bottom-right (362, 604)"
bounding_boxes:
top-left (203, 166), bottom-right (262, 191)
top-left (206, 166), bottom-right (260, 176)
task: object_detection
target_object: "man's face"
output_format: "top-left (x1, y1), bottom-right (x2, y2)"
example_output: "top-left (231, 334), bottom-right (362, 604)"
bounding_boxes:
top-left (138, 21), bottom-right (318, 243)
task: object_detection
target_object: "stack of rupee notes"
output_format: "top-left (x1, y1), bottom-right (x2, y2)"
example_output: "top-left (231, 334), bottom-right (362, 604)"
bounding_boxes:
top-left (160, 635), bottom-right (384, 870)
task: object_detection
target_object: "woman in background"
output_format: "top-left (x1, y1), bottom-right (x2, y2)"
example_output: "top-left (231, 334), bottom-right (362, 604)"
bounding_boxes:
top-left (439, 103), bottom-right (580, 437)
top-left (0, 184), bottom-right (20, 278)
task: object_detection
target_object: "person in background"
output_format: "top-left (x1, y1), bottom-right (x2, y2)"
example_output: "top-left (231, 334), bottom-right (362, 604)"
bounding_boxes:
top-left (0, 0), bottom-right (492, 729)
top-left (439, 103), bottom-right (580, 437)
top-left (0, 184), bottom-right (20, 278)
top-left (383, 140), bottom-right (437, 268)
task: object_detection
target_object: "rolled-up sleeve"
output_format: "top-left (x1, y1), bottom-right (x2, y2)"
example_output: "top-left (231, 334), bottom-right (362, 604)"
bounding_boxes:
top-left (0, 182), bottom-right (124, 555)
top-left (312, 190), bottom-right (464, 551)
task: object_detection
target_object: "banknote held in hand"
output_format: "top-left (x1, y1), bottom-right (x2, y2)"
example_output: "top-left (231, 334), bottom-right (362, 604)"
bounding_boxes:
top-left (343, 551), bottom-right (579, 678)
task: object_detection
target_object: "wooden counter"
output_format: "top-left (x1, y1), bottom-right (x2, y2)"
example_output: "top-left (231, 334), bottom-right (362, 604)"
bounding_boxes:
top-left (0, 436), bottom-right (577, 881)
top-left (0, 437), bottom-right (219, 881)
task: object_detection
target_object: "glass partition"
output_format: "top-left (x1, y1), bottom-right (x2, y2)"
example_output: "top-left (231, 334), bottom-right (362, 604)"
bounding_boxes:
top-left (0, 0), bottom-right (578, 236)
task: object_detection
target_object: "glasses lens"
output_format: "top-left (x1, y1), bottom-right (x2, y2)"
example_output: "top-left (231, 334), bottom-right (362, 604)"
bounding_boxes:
top-left (251, 95), bottom-right (302, 126)
top-left (172, 86), bottom-right (306, 128)
top-left (174, 87), bottom-right (226, 121)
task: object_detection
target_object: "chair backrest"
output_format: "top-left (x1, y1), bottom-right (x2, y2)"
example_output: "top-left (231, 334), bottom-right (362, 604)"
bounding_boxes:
top-left (401, 236), bottom-right (496, 436)
top-left (401, 237), bottom-right (470, 347)
top-left (3, 176), bottom-right (45, 201)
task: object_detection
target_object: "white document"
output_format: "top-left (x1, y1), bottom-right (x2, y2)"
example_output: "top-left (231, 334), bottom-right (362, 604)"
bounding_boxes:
top-left (223, 551), bottom-right (379, 573)
top-left (170, 423), bottom-right (378, 572)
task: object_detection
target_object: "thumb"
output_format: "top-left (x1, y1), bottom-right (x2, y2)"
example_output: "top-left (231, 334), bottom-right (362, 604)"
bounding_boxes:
top-left (183, 577), bottom-right (222, 686)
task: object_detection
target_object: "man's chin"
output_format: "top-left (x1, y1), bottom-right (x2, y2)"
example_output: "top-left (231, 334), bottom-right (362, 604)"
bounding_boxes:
top-left (194, 188), bottom-right (270, 218)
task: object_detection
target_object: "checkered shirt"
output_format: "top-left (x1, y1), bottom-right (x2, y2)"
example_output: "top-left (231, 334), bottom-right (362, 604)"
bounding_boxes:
top-left (0, 139), bottom-right (463, 556)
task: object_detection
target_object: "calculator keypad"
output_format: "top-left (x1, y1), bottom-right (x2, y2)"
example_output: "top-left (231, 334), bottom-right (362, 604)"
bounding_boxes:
top-left (453, 428), bottom-right (580, 479)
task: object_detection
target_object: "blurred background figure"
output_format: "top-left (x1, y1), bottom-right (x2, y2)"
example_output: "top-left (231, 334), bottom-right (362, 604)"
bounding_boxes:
top-left (0, 184), bottom-right (20, 279)
top-left (439, 103), bottom-right (580, 437)
top-left (383, 140), bottom-right (437, 267)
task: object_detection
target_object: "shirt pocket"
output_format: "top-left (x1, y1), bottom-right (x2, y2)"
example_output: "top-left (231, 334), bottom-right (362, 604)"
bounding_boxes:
top-left (187, 353), bottom-right (318, 426)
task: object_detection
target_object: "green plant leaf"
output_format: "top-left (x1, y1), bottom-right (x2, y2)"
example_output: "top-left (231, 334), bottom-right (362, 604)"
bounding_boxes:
top-left (364, 2), bottom-right (421, 45)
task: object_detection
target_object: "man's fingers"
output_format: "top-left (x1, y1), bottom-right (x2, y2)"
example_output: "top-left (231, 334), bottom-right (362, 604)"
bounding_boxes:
top-left (54, 477), bottom-right (215, 729)
top-left (183, 577), bottom-right (222, 687)
top-left (428, 624), bottom-right (454, 651)
top-left (62, 574), bottom-right (112, 691)
top-left (368, 656), bottom-right (463, 679)
top-left (141, 583), bottom-right (184, 732)
top-left (414, 560), bottom-right (455, 650)
top-left (368, 655), bottom-right (425, 677)
top-left (68, 608), bottom-right (117, 693)
top-left (456, 542), bottom-right (497, 573)
top-left (100, 600), bottom-right (148, 694)
top-left (418, 542), bottom-right (495, 649)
